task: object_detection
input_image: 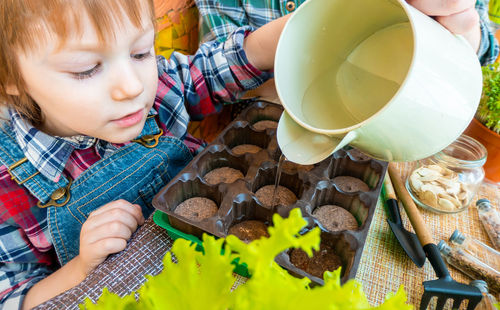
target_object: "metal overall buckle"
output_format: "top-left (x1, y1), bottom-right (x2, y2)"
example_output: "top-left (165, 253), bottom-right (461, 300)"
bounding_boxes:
top-left (132, 129), bottom-right (163, 148)
top-left (7, 157), bottom-right (40, 185)
top-left (37, 177), bottom-right (73, 208)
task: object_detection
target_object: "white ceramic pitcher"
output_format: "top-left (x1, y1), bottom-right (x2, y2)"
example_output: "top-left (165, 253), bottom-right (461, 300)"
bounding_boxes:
top-left (275, 0), bottom-right (482, 164)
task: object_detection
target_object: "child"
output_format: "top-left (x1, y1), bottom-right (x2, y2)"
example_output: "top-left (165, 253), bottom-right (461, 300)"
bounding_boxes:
top-left (0, 0), bottom-right (288, 308)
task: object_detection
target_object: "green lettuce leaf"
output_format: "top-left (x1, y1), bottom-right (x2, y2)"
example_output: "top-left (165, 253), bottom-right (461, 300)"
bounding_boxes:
top-left (80, 209), bottom-right (412, 310)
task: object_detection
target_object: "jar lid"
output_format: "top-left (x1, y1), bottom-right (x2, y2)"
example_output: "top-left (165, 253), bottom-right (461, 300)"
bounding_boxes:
top-left (437, 240), bottom-right (451, 255)
top-left (470, 280), bottom-right (488, 293)
top-left (449, 229), bottom-right (465, 244)
top-left (476, 199), bottom-right (492, 211)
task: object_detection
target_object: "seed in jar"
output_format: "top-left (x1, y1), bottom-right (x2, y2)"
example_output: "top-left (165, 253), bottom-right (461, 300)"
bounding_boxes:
top-left (174, 197), bottom-right (218, 221)
top-left (415, 167), bottom-right (441, 182)
top-left (420, 189), bottom-right (438, 207)
top-left (255, 185), bottom-right (297, 207)
top-left (312, 205), bottom-right (359, 231)
top-left (231, 144), bottom-right (262, 155)
top-left (444, 181), bottom-right (460, 196)
top-left (427, 164), bottom-right (449, 176)
top-left (437, 197), bottom-right (455, 211)
top-left (204, 167), bottom-right (244, 185)
top-left (252, 120), bottom-right (278, 130)
top-left (457, 189), bottom-right (468, 201)
top-left (420, 184), bottom-right (445, 196)
top-left (409, 174), bottom-right (423, 191)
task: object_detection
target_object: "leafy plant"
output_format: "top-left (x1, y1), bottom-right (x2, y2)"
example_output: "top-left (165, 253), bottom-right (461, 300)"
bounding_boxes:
top-left (80, 209), bottom-right (411, 310)
top-left (479, 63), bottom-right (500, 134)
top-left (489, 0), bottom-right (500, 25)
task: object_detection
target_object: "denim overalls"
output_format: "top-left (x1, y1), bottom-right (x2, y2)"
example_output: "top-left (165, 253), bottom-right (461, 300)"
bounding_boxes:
top-left (0, 115), bottom-right (192, 266)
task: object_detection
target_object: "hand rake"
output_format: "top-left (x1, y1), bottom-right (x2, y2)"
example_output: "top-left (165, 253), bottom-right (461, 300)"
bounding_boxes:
top-left (388, 164), bottom-right (483, 310)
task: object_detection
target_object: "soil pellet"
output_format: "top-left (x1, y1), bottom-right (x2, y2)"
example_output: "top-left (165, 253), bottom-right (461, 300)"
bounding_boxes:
top-left (252, 120), bottom-right (278, 130)
top-left (228, 220), bottom-right (269, 243)
top-left (174, 197), bottom-right (218, 222)
top-left (231, 144), bottom-right (262, 155)
top-left (255, 185), bottom-right (297, 207)
top-left (290, 243), bottom-right (342, 279)
top-left (204, 167), bottom-right (244, 185)
top-left (313, 205), bottom-right (358, 231)
top-left (282, 161), bottom-right (314, 173)
top-left (333, 176), bottom-right (370, 192)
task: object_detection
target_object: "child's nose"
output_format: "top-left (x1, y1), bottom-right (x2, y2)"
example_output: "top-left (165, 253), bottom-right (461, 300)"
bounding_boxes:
top-left (110, 64), bottom-right (144, 101)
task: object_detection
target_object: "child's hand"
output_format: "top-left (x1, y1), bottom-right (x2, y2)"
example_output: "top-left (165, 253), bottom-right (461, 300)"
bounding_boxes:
top-left (407, 0), bottom-right (480, 51)
top-left (77, 200), bottom-right (145, 275)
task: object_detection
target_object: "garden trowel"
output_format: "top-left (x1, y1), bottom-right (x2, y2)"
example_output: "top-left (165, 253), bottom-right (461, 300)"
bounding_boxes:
top-left (383, 174), bottom-right (426, 267)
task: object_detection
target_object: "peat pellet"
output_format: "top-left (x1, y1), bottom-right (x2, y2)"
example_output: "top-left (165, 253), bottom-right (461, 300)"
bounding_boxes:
top-left (290, 244), bottom-right (342, 279)
top-left (204, 167), bottom-right (244, 185)
top-left (174, 197), bottom-right (218, 222)
top-left (313, 205), bottom-right (359, 231)
top-left (255, 185), bottom-right (297, 207)
top-left (252, 120), bottom-right (278, 130)
top-left (282, 160), bottom-right (314, 173)
top-left (228, 220), bottom-right (269, 243)
top-left (231, 144), bottom-right (262, 155)
top-left (333, 176), bottom-right (370, 192)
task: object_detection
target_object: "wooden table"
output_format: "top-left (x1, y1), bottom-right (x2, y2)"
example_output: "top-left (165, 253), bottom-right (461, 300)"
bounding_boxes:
top-left (35, 163), bottom-right (499, 309)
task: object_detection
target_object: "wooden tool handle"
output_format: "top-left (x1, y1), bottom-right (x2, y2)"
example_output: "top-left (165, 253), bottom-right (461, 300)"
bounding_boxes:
top-left (383, 174), bottom-right (397, 200)
top-left (388, 163), bottom-right (434, 246)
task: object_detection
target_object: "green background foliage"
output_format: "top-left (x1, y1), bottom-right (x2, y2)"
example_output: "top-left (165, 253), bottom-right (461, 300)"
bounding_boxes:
top-left (479, 63), bottom-right (500, 134)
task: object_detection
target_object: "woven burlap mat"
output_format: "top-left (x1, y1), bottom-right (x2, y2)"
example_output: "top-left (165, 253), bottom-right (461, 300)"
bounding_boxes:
top-left (34, 216), bottom-right (250, 309)
top-left (34, 215), bottom-right (171, 309)
top-left (36, 163), bottom-right (499, 309)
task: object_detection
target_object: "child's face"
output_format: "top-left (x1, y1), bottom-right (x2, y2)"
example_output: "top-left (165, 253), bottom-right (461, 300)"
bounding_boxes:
top-left (16, 10), bottom-right (158, 143)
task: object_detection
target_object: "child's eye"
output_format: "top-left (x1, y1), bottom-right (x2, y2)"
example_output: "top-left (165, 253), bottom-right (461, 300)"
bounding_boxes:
top-left (132, 51), bottom-right (152, 60)
top-left (71, 64), bottom-right (101, 80)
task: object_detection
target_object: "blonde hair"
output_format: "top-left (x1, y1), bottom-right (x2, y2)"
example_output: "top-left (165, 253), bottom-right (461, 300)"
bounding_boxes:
top-left (0, 0), bottom-right (155, 126)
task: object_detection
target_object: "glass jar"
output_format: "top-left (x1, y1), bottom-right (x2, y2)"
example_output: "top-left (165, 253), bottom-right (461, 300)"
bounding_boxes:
top-left (406, 134), bottom-right (486, 214)
top-left (476, 199), bottom-right (500, 250)
top-left (449, 229), bottom-right (500, 271)
top-left (437, 240), bottom-right (500, 293)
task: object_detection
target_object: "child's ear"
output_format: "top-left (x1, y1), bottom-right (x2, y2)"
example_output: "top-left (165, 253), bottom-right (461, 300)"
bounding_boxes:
top-left (5, 84), bottom-right (19, 96)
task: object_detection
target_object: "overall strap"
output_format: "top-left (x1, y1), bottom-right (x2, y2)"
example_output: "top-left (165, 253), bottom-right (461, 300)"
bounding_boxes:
top-left (0, 124), bottom-right (70, 205)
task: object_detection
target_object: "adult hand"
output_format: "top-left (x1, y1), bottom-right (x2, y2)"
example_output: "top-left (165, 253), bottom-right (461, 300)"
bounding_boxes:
top-left (407, 0), bottom-right (481, 52)
top-left (77, 199), bottom-right (145, 275)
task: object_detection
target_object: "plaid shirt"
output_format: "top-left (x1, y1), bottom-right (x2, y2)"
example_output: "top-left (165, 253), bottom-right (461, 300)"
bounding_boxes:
top-left (196, 0), bottom-right (500, 66)
top-left (0, 27), bottom-right (271, 309)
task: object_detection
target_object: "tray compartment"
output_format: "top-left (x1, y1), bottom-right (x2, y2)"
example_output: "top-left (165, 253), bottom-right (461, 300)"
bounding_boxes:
top-left (308, 180), bottom-right (372, 231)
top-left (277, 231), bottom-right (357, 285)
top-left (197, 146), bottom-right (250, 185)
top-left (154, 177), bottom-right (224, 238)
